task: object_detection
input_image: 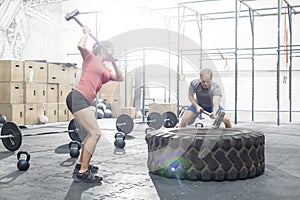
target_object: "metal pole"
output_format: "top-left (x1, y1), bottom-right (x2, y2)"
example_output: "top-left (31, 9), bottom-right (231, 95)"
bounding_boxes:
top-left (234, 0), bottom-right (238, 124)
top-left (142, 48), bottom-right (146, 121)
top-left (196, 12), bottom-right (203, 69)
top-left (125, 54), bottom-right (127, 107)
top-left (177, 4), bottom-right (181, 116)
top-left (94, 13), bottom-right (99, 118)
top-left (168, 18), bottom-right (171, 103)
top-left (249, 8), bottom-right (255, 121)
top-left (277, 0), bottom-right (282, 126)
top-left (288, 4), bottom-right (292, 122)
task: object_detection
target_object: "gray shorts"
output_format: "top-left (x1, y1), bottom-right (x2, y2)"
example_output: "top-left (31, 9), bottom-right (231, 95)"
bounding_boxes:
top-left (66, 90), bottom-right (92, 114)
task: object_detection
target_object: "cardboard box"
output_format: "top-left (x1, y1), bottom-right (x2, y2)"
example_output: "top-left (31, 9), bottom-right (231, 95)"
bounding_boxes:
top-left (111, 99), bottom-right (121, 118)
top-left (0, 103), bottom-right (25, 125)
top-left (24, 83), bottom-right (38, 103)
top-left (58, 103), bottom-right (68, 122)
top-left (24, 61), bottom-right (48, 83)
top-left (47, 103), bottom-right (58, 123)
top-left (47, 84), bottom-right (58, 103)
top-left (149, 103), bottom-right (177, 116)
top-left (0, 60), bottom-right (24, 82)
top-left (37, 103), bottom-right (47, 118)
top-left (68, 67), bottom-right (78, 84)
top-left (37, 83), bottom-right (47, 103)
top-left (47, 63), bottom-right (60, 83)
top-left (67, 109), bottom-right (73, 121)
top-left (100, 81), bottom-right (120, 98)
top-left (58, 84), bottom-right (73, 103)
top-left (0, 82), bottom-right (24, 104)
top-left (120, 107), bottom-right (135, 118)
top-left (47, 63), bottom-right (69, 84)
top-left (24, 104), bottom-right (38, 125)
top-left (35, 61), bottom-right (48, 83)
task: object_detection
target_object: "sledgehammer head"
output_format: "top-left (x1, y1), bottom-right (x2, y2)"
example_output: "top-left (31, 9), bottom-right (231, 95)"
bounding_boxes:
top-left (212, 110), bottom-right (225, 128)
top-left (65, 9), bottom-right (80, 21)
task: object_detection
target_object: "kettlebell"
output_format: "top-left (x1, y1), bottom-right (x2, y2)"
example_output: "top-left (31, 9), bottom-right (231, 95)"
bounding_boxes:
top-left (69, 141), bottom-right (81, 158)
top-left (0, 114), bottom-right (6, 124)
top-left (17, 151), bottom-right (30, 171)
top-left (114, 132), bottom-right (126, 149)
top-left (145, 127), bottom-right (155, 134)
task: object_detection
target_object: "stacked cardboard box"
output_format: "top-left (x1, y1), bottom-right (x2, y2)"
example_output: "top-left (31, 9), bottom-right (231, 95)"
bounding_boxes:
top-left (99, 73), bottom-right (134, 118)
top-left (0, 60), bottom-right (77, 125)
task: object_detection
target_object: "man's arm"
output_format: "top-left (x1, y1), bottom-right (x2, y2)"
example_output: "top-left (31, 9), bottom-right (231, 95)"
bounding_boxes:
top-left (212, 95), bottom-right (221, 116)
top-left (188, 90), bottom-right (203, 113)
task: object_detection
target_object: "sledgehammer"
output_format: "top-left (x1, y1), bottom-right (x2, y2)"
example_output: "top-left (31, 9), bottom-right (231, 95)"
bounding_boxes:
top-left (65, 9), bottom-right (101, 44)
top-left (202, 110), bottom-right (225, 128)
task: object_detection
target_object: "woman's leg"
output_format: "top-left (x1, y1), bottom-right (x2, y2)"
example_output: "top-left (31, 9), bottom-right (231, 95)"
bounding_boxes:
top-left (73, 107), bottom-right (101, 172)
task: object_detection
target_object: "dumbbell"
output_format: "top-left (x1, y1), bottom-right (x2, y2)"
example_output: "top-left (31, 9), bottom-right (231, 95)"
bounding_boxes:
top-left (114, 132), bottom-right (126, 149)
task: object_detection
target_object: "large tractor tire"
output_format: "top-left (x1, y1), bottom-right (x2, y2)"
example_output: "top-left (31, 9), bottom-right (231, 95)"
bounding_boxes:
top-left (145, 128), bottom-right (265, 181)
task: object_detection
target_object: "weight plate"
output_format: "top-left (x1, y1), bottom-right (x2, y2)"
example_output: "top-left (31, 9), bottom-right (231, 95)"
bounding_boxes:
top-left (162, 111), bottom-right (178, 128)
top-left (1, 122), bottom-right (22, 151)
top-left (116, 114), bottom-right (134, 134)
top-left (147, 112), bottom-right (163, 130)
top-left (68, 119), bottom-right (87, 142)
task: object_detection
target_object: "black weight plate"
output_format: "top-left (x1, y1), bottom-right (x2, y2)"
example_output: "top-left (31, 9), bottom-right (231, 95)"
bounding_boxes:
top-left (68, 119), bottom-right (87, 142)
top-left (116, 114), bottom-right (134, 134)
top-left (1, 122), bottom-right (22, 151)
top-left (147, 112), bottom-right (163, 130)
top-left (68, 119), bottom-right (79, 141)
top-left (162, 111), bottom-right (178, 128)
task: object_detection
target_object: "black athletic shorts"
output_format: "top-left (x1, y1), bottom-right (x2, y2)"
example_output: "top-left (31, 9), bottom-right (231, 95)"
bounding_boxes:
top-left (66, 89), bottom-right (92, 114)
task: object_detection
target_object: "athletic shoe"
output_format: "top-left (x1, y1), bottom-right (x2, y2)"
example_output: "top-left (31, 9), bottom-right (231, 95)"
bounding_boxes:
top-left (75, 169), bottom-right (103, 183)
top-left (72, 163), bottom-right (98, 178)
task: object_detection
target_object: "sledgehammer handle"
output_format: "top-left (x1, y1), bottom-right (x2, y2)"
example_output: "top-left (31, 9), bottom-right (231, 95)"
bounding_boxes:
top-left (65, 10), bottom-right (101, 44)
top-left (201, 110), bottom-right (225, 128)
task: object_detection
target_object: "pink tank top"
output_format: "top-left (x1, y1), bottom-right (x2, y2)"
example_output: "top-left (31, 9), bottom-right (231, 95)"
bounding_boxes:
top-left (75, 48), bottom-right (111, 102)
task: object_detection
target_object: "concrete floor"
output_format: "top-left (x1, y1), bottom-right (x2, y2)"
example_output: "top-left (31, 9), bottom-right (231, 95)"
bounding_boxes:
top-left (0, 118), bottom-right (300, 200)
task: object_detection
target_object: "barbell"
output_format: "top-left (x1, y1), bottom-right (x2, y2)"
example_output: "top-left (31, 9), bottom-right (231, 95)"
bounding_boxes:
top-left (67, 118), bottom-right (87, 142)
top-left (116, 111), bottom-right (178, 134)
top-left (0, 121), bottom-right (22, 151)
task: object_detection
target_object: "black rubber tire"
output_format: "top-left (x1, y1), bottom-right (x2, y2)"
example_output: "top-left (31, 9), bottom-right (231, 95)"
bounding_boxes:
top-left (145, 128), bottom-right (265, 181)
